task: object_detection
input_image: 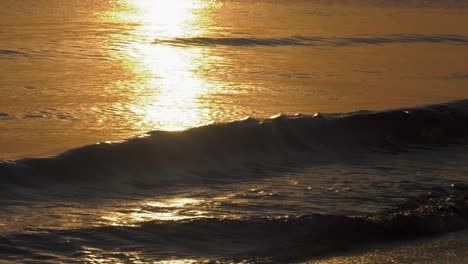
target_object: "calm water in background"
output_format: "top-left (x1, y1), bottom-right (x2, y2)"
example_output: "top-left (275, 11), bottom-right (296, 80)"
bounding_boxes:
top-left (1, 0), bottom-right (468, 158)
top-left (1, 0), bottom-right (468, 263)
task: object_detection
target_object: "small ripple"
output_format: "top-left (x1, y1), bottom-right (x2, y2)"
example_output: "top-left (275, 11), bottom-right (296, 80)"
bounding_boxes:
top-left (444, 74), bottom-right (468, 80)
top-left (0, 113), bottom-right (14, 120)
top-left (0, 49), bottom-right (24, 55)
top-left (22, 111), bottom-right (74, 120)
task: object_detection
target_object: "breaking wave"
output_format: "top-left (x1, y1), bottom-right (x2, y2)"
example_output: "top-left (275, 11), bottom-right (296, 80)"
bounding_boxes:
top-left (1, 99), bottom-right (468, 186)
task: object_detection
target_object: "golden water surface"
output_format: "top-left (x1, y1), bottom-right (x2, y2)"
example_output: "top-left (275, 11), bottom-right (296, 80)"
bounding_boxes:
top-left (1, 0), bottom-right (468, 158)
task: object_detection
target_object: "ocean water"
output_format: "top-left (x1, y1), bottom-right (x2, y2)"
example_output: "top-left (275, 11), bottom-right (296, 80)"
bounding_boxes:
top-left (1, 0), bottom-right (468, 263)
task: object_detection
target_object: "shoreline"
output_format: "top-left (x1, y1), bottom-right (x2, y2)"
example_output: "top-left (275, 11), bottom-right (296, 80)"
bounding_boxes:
top-left (308, 229), bottom-right (468, 264)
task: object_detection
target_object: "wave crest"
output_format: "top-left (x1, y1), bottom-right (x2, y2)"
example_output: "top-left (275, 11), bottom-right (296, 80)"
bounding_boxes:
top-left (1, 100), bottom-right (468, 186)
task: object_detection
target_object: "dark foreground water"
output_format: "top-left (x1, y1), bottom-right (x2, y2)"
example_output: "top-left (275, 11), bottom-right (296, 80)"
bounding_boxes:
top-left (1, 100), bottom-right (468, 263)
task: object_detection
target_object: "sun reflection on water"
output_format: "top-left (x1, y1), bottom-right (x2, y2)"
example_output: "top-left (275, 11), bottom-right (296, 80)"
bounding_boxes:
top-left (127, 45), bottom-right (213, 131)
top-left (107, 0), bottom-right (225, 132)
top-left (122, 0), bottom-right (210, 39)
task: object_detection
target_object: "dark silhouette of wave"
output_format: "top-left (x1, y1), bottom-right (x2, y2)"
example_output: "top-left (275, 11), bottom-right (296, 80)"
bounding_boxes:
top-left (1, 99), bottom-right (468, 186)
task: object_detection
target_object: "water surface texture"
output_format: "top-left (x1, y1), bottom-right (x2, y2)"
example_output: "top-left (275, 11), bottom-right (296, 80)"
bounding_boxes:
top-left (0, 0), bottom-right (468, 263)
top-left (2, 0), bottom-right (468, 158)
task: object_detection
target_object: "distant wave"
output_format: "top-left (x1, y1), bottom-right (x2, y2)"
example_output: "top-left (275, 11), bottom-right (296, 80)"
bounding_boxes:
top-left (153, 34), bottom-right (468, 47)
top-left (0, 49), bottom-right (24, 55)
top-left (444, 74), bottom-right (468, 80)
top-left (1, 99), bottom-right (468, 187)
top-left (0, 111), bottom-right (74, 121)
top-left (0, 113), bottom-right (13, 120)
top-left (0, 185), bottom-right (466, 262)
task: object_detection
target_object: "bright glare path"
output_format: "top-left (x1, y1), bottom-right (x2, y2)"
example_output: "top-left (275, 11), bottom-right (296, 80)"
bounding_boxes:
top-left (108, 0), bottom-right (226, 131)
top-left (123, 0), bottom-right (208, 39)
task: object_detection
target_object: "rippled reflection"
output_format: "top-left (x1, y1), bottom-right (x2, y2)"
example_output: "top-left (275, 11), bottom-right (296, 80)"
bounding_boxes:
top-left (146, 197), bottom-right (202, 208)
top-left (82, 249), bottom-right (150, 264)
top-left (109, 0), bottom-right (224, 131)
top-left (155, 260), bottom-right (198, 264)
top-left (101, 198), bottom-right (207, 226)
